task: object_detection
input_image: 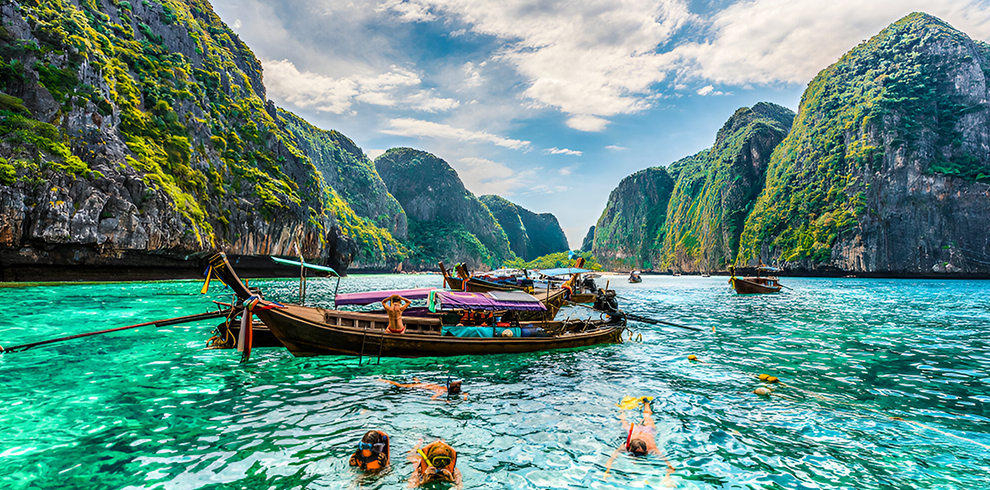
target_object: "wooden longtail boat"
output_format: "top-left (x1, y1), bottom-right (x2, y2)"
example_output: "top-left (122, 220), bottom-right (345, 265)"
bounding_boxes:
top-left (729, 265), bottom-right (783, 294)
top-left (208, 253), bottom-right (625, 359)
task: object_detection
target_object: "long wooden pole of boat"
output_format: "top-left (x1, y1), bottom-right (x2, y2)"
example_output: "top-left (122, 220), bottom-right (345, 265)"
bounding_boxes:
top-left (299, 253), bottom-right (306, 305)
top-left (565, 301), bottom-right (703, 332)
top-left (0, 308), bottom-right (234, 354)
top-left (333, 276), bottom-right (341, 309)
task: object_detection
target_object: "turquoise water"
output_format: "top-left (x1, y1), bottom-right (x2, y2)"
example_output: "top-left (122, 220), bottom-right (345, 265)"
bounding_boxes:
top-left (1, 275), bottom-right (988, 489)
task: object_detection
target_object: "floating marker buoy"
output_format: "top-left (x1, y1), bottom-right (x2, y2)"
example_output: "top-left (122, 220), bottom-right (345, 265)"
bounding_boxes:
top-left (758, 374), bottom-right (770, 381)
top-left (754, 387), bottom-right (772, 396)
top-left (766, 376), bottom-right (779, 383)
top-left (688, 355), bottom-right (698, 361)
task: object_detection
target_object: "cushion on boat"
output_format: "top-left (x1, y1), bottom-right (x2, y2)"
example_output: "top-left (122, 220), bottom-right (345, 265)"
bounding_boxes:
top-left (441, 326), bottom-right (523, 338)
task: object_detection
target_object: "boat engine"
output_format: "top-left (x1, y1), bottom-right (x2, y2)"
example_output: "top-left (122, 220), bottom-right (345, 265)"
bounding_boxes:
top-left (593, 288), bottom-right (619, 314)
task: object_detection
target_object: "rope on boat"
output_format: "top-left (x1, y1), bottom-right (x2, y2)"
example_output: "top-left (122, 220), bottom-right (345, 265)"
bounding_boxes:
top-left (566, 301), bottom-right (703, 332)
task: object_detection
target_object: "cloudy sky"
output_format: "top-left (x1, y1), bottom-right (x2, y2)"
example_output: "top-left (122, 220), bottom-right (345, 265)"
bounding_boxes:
top-left (211, 0), bottom-right (990, 247)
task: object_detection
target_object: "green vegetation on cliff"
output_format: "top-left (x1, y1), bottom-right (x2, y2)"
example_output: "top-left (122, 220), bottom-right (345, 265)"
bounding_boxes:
top-left (0, 0), bottom-right (404, 267)
top-left (738, 13), bottom-right (990, 266)
top-left (374, 148), bottom-right (514, 269)
top-left (592, 166), bottom-right (674, 270)
top-left (504, 251), bottom-right (602, 271)
top-left (659, 102), bottom-right (794, 271)
top-left (479, 194), bottom-right (569, 261)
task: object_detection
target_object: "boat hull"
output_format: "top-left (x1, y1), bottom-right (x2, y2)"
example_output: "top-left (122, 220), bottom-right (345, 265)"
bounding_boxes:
top-left (253, 305), bottom-right (624, 358)
top-left (730, 277), bottom-right (782, 294)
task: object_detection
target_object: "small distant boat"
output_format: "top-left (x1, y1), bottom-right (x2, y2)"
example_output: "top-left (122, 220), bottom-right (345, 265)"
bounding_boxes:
top-left (628, 271), bottom-right (642, 283)
top-left (729, 265), bottom-right (782, 294)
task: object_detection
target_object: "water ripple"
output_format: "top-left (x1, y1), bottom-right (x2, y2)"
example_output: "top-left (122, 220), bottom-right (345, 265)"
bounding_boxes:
top-left (0, 275), bottom-right (988, 488)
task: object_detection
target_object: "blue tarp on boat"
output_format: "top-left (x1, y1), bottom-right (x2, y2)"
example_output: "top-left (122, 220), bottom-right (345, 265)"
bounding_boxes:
top-left (537, 267), bottom-right (592, 277)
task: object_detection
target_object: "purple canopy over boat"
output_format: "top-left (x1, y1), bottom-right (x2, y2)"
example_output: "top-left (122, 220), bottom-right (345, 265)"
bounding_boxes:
top-left (428, 290), bottom-right (547, 312)
top-left (335, 288), bottom-right (437, 306)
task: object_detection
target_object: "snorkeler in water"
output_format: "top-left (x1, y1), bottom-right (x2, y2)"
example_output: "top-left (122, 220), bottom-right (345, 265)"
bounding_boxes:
top-left (349, 430), bottom-right (390, 472)
top-left (408, 439), bottom-right (462, 488)
top-left (377, 377), bottom-right (467, 400)
top-left (604, 397), bottom-right (675, 484)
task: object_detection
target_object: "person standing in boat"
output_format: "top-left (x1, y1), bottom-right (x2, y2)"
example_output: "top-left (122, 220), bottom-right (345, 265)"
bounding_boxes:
top-left (604, 397), bottom-right (675, 484)
top-left (409, 439), bottom-right (462, 487)
top-left (349, 430), bottom-right (390, 472)
top-left (382, 294), bottom-right (411, 334)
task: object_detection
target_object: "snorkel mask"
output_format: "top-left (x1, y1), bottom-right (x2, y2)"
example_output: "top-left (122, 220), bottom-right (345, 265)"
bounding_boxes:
top-left (358, 433), bottom-right (388, 455)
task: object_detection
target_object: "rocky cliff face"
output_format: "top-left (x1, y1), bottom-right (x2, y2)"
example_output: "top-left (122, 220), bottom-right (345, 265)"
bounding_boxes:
top-left (739, 13), bottom-right (990, 274)
top-left (580, 225), bottom-right (594, 252)
top-left (0, 0), bottom-right (403, 279)
top-left (659, 102), bottom-right (794, 272)
top-left (479, 194), bottom-right (568, 261)
top-left (374, 148), bottom-right (514, 270)
top-left (591, 167), bottom-right (674, 270)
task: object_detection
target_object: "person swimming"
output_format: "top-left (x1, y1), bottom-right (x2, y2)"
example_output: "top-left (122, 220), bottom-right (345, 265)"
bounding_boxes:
top-left (349, 430), bottom-right (390, 472)
top-left (409, 439), bottom-right (462, 487)
top-left (604, 397), bottom-right (675, 484)
top-left (377, 377), bottom-right (466, 401)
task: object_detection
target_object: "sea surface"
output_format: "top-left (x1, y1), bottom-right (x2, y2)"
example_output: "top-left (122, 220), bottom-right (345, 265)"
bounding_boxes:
top-left (0, 274), bottom-right (988, 489)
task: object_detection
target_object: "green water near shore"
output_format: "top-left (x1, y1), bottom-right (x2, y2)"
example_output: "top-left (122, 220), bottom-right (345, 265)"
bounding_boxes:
top-left (0, 275), bottom-right (988, 489)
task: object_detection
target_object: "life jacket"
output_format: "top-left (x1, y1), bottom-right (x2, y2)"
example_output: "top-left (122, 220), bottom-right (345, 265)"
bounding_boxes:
top-left (417, 440), bottom-right (457, 477)
top-left (350, 431), bottom-right (389, 471)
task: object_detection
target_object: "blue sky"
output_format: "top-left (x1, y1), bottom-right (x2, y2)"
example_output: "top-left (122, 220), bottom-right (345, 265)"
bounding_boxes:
top-left (210, 0), bottom-right (990, 248)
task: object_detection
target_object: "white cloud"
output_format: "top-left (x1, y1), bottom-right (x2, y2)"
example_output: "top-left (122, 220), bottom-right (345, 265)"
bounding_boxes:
top-left (377, 0), bottom-right (436, 22)
top-left (558, 166), bottom-right (574, 176)
top-left (382, 118), bottom-right (531, 150)
top-left (386, 0), bottom-right (694, 131)
top-left (545, 147), bottom-right (582, 156)
top-left (455, 157), bottom-right (535, 195)
top-left (462, 61), bottom-right (483, 88)
top-left (566, 114), bottom-right (610, 132)
top-left (605, 145), bottom-right (627, 151)
top-left (232, 18), bottom-right (242, 29)
top-left (696, 85), bottom-right (724, 96)
top-left (366, 149), bottom-right (387, 161)
top-left (524, 184), bottom-right (569, 195)
top-left (263, 58), bottom-right (464, 114)
top-left (407, 91), bottom-right (461, 112)
top-left (668, 0), bottom-right (990, 85)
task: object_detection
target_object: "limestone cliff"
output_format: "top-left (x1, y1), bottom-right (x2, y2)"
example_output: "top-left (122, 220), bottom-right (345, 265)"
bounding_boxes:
top-left (479, 195), bottom-right (568, 261)
top-left (580, 225), bottom-right (594, 252)
top-left (0, 0), bottom-right (403, 279)
top-left (739, 13), bottom-right (990, 274)
top-left (659, 102), bottom-right (794, 272)
top-left (374, 148), bottom-right (514, 270)
top-left (591, 167), bottom-right (674, 270)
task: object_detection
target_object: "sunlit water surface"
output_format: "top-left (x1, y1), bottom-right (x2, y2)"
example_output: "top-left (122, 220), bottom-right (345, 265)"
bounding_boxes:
top-left (1, 274), bottom-right (988, 489)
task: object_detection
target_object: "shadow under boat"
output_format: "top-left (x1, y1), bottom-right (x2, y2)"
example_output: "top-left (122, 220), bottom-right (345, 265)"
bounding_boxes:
top-left (207, 253), bottom-right (626, 359)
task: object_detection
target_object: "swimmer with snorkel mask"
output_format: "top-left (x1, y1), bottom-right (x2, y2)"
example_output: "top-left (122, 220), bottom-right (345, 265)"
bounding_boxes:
top-left (377, 376), bottom-right (467, 401)
top-left (349, 430), bottom-right (390, 472)
top-left (409, 439), bottom-right (462, 488)
top-left (604, 397), bottom-right (675, 485)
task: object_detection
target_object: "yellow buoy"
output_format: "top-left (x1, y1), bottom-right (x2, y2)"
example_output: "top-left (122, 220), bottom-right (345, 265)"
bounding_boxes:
top-left (687, 355), bottom-right (698, 361)
top-left (766, 376), bottom-right (779, 383)
top-left (758, 374), bottom-right (770, 381)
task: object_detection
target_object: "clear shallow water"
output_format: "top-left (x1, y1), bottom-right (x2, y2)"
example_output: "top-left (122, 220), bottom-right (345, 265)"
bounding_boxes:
top-left (1, 274), bottom-right (988, 489)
